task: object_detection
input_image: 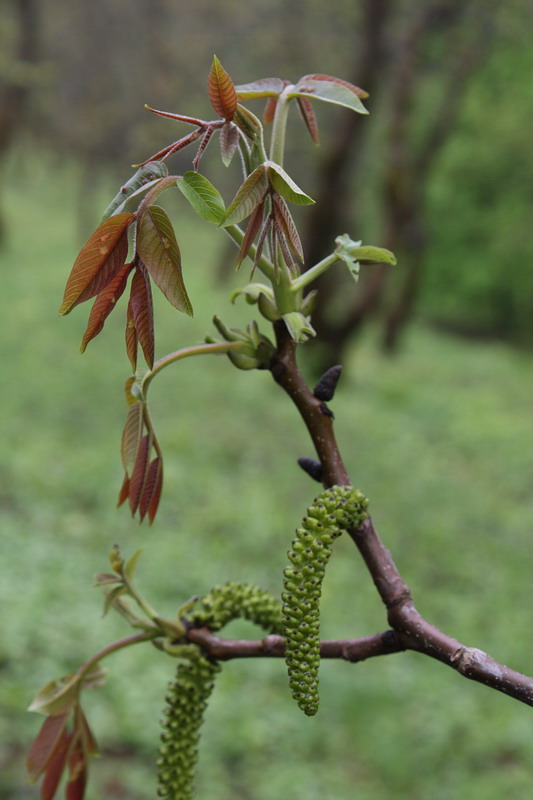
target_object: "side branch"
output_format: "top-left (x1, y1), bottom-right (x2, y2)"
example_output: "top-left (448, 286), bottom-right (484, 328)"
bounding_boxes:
top-left (187, 628), bottom-right (404, 662)
top-left (268, 323), bottom-right (533, 707)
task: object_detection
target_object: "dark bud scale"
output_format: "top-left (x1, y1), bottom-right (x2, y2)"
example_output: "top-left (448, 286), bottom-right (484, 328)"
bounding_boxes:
top-left (312, 365), bottom-right (343, 402)
top-left (297, 456), bottom-right (323, 483)
top-left (282, 485), bottom-right (369, 716)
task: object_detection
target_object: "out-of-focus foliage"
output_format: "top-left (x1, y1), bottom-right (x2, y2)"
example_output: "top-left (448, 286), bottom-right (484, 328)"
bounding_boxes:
top-left (1, 162), bottom-right (532, 798)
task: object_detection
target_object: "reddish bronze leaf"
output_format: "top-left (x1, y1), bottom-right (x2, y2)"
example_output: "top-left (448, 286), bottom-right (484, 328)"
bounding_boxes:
top-left (129, 266), bottom-right (155, 368)
top-left (139, 456), bottom-right (163, 522)
top-left (41, 731), bottom-right (73, 800)
top-left (80, 261), bottom-right (133, 353)
top-left (237, 197), bottom-right (266, 267)
top-left (297, 97), bottom-right (319, 144)
top-left (27, 713), bottom-right (69, 783)
top-left (120, 401), bottom-right (144, 474)
top-left (148, 459), bottom-right (163, 524)
top-left (208, 56), bottom-right (237, 120)
top-left (136, 205), bottom-right (193, 316)
top-left (59, 213), bottom-right (134, 315)
top-left (263, 97), bottom-right (278, 124)
top-left (273, 194), bottom-right (304, 261)
top-left (66, 737), bottom-right (87, 800)
top-left (125, 298), bottom-right (138, 372)
top-left (219, 121), bottom-right (240, 167)
top-left (128, 434), bottom-right (150, 515)
top-left (117, 474), bottom-right (130, 507)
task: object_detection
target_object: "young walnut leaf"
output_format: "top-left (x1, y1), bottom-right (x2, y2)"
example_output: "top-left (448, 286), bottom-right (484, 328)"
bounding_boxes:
top-left (219, 121), bottom-right (240, 167)
top-left (289, 77), bottom-right (368, 115)
top-left (129, 265), bottom-right (155, 369)
top-left (297, 97), bottom-right (320, 144)
top-left (59, 213), bottom-right (135, 315)
top-left (235, 77), bottom-right (286, 98)
top-left (207, 55), bottom-right (237, 120)
top-left (80, 261), bottom-right (133, 353)
top-left (136, 205), bottom-right (193, 316)
top-left (222, 165), bottom-right (269, 226)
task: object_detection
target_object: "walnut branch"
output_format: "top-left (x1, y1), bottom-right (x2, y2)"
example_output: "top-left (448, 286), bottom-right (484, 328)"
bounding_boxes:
top-left (267, 321), bottom-right (533, 707)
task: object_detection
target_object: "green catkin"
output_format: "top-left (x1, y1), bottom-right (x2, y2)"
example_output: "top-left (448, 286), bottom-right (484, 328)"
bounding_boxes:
top-left (157, 647), bottom-right (220, 800)
top-left (158, 584), bottom-right (282, 798)
top-left (282, 485), bottom-right (369, 716)
top-left (184, 582), bottom-right (283, 634)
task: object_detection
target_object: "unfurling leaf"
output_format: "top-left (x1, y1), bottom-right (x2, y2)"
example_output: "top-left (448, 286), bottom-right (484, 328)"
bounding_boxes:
top-left (235, 77), bottom-right (286, 98)
top-left (222, 164), bottom-right (269, 226)
top-left (80, 261), bottom-right (133, 353)
top-left (266, 162), bottom-right (314, 205)
top-left (297, 96), bottom-right (320, 144)
top-left (236, 198), bottom-right (266, 267)
top-left (136, 205), bottom-right (193, 316)
top-left (120, 400), bottom-right (143, 475)
top-left (208, 56), bottom-right (237, 120)
top-left (289, 77), bottom-right (368, 114)
top-left (281, 312), bottom-right (316, 343)
top-left (60, 213), bottom-right (135, 315)
top-left (219, 121), bottom-right (240, 167)
top-left (139, 457), bottom-right (163, 523)
top-left (178, 171), bottom-right (226, 223)
top-left (28, 675), bottom-right (80, 716)
top-left (300, 73), bottom-right (368, 99)
top-left (27, 713), bottom-right (70, 782)
top-left (125, 298), bottom-right (138, 371)
top-left (128, 434), bottom-right (150, 515)
top-left (272, 194), bottom-right (304, 261)
top-left (101, 162), bottom-right (169, 221)
top-left (263, 96), bottom-right (278, 124)
top-left (233, 103), bottom-right (262, 139)
top-left (129, 266), bottom-right (155, 368)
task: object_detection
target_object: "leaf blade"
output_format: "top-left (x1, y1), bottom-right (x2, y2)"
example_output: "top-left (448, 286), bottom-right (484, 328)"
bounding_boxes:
top-left (266, 162), bottom-right (314, 206)
top-left (129, 265), bottom-right (155, 368)
top-left (289, 78), bottom-right (369, 114)
top-left (208, 56), bottom-right (237, 120)
top-left (80, 261), bottom-right (132, 353)
top-left (136, 205), bottom-right (193, 316)
top-left (59, 213), bottom-right (134, 315)
top-left (178, 171), bottom-right (226, 223)
top-left (222, 164), bottom-right (269, 226)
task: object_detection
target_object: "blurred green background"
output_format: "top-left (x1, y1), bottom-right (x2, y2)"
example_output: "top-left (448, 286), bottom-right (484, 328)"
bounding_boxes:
top-left (1, 1), bottom-right (532, 799)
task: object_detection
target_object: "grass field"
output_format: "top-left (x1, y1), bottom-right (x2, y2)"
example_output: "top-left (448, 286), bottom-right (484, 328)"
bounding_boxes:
top-left (1, 158), bottom-right (532, 799)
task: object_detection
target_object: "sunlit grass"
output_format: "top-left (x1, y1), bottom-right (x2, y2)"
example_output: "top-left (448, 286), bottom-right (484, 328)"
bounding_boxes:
top-left (1, 159), bottom-right (532, 799)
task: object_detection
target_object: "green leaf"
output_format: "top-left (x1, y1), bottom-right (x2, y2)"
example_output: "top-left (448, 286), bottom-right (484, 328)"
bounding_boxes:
top-left (338, 252), bottom-right (360, 281)
top-left (178, 172), bottom-right (225, 223)
top-left (235, 77), bottom-right (286, 98)
top-left (101, 162), bottom-right (169, 221)
top-left (289, 78), bottom-right (368, 114)
top-left (28, 675), bottom-right (80, 716)
top-left (124, 547), bottom-right (144, 580)
top-left (136, 205), bottom-right (193, 316)
top-left (230, 282), bottom-right (275, 305)
top-left (347, 245), bottom-right (397, 265)
top-left (102, 585), bottom-right (127, 617)
top-left (281, 312), bottom-right (316, 343)
top-left (266, 162), bottom-right (314, 205)
top-left (222, 164), bottom-right (268, 226)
